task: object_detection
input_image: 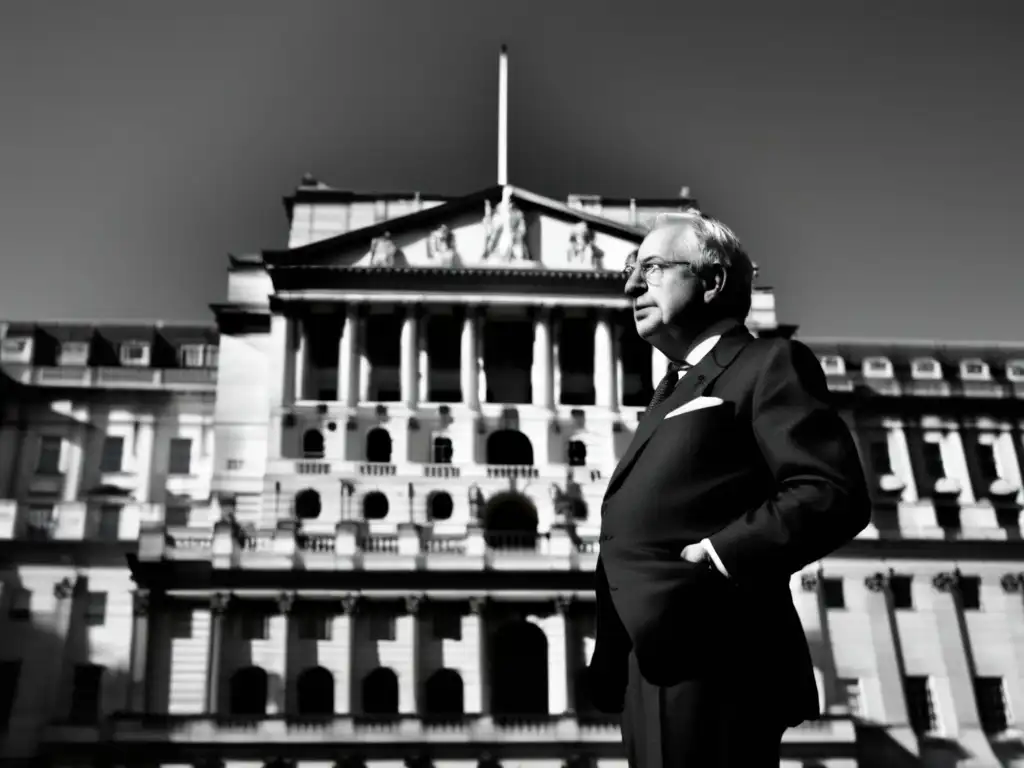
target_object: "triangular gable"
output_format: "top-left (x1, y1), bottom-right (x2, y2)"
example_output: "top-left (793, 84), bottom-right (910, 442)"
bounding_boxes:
top-left (262, 185), bottom-right (648, 275)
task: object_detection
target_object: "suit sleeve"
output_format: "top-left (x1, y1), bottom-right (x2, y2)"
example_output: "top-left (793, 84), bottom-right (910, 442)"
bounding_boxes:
top-left (706, 339), bottom-right (871, 583)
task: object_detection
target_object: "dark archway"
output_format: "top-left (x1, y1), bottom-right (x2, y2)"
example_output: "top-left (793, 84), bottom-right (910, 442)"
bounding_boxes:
top-left (423, 668), bottom-right (464, 718)
top-left (567, 439), bottom-right (587, 467)
top-left (362, 668), bottom-right (399, 715)
top-left (428, 491), bottom-right (453, 521)
top-left (294, 488), bottom-right (321, 520)
top-left (363, 491), bottom-right (389, 520)
top-left (491, 620), bottom-right (548, 716)
top-left (366, 428), bottom-right (392, 463)
top-left (302, 429), bottom-right (325, 459)
top-left (297, 666), bottom-right (334, 715)
top-left (485, 429), bottom-right (533, 465)
top-left (229, 666), bottom-right (268, 716)
top-left (68, 664), bottom-right (105, 723)
top-left (483, 492), bottom-right (538, 549)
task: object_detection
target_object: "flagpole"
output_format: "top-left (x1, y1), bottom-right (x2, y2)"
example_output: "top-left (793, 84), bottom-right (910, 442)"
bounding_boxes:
top-left (498, 44), bottom-right (508, 186)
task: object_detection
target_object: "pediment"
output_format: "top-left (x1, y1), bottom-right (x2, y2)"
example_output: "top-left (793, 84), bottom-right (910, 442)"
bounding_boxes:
top-left (264, 185), bottom-right (646, 277)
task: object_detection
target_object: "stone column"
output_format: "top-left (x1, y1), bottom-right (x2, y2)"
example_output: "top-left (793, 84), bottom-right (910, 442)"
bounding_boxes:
top-left (794, 570), bottom-right (838, 713)
top-left (358, 311), bottom-right (372, 403)
top-left (294, 317), bottom-right (310, 401)
top-left (531, 308), bottom-right (553, 409)
top-left (460, 306), bottom-right (479, 409)
top-left (400, 595), bottom-right (422, 714)
top-left (269, 313), bottom-right (296, 408)
top-left (400, 306), bottom-right (420, 408)
top-left (613, 323), bottom-right (625, 411)
top-left (418, 310), bottom-right (431, 403)
top-left (338, 305), bottom-right (360, 407)
top-left (338, 595), bottom-right (359, 714)
top-left (469, 597), bottom-right (489, 715)
top-left (279, 592), bottom-right (297, 714)
top-left (62, 409), bottom-right (88, 502)
top-left (887, 421), bottom-right (919, 502)
top-left (546, 599), bottom-right (570, 715)
top-left (128, 590), bottom-right (151, 712)
top-left (133, 416), bottom-right (155, 504)
top-left (551, 311), bottom-right (562, 406)
top-left (205, 592), bottom-right (230, 714)
top-left (49, 577), bottom-right (78, 719)
top-left (941, 429), bottom-right (975, 504)
top-left (594, 311), bottom-right (616, 409)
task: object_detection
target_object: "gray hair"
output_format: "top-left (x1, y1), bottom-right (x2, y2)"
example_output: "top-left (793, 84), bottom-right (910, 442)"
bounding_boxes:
top-left (651, 210), bottom-right (756, 321)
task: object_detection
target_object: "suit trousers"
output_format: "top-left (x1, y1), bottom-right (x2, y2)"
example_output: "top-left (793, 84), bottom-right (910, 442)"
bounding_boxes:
top-left (621, 650), bottom-right (785, 768)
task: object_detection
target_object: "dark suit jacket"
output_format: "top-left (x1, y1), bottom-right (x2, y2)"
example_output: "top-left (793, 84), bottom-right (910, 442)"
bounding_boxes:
top-left (586, 324), bottom-right (871, 726)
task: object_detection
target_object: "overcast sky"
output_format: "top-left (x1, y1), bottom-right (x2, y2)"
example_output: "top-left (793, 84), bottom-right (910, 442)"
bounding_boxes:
top-left (1, 1), bottom-right (1021, 342)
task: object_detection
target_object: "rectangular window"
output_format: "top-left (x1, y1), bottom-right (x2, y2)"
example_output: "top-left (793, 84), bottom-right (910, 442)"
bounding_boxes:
top-left (0, 661), bottom-right (22, 732)
top-left (960, 576), bottom-right (981, 610)
top-left (99, 436), bottom-right (124, 473)
top-left (823, 577), bottom-right (846, 609)
top-left (297, 613), bottom-right (332, 641)
top-left (165, 505), bottom-right (190, 527)
top-left (24, 506), bottom-right (54, 540)
top-left (168, 438), bottom-right (192, 475)
top-left (975, 677), bottom-right (1011, 733)
top-left (432, 436), bottom-right (453, 464)
top-left (905, 676), bottom-right (940, 734)
top-left (922, 441), bottom-right (945, 482)
top-left (84, 592), bottom-right (107, 626)
top-left (240, 612), bottom-right (269, 640)
top-left (68, 664), bottom-right (104, 723)
top-left (868, 440), bottom-right (892, 476)
top-left (891, 575), bottom-right (914, 610)
top-left (178, 344), bottom-right (204, 368)
top-left (976, 442), bottom-right (1001, 485)
top-left (7, 588), bottom-right (30, 621)
top-left (838, 677), bottom-right (864, 718)
top-left (96, 505), bottom-right (121, 541)
top-left (119, 342), bottom-right (149, 366)
top-left (36, 436), bottom-right (63, 475)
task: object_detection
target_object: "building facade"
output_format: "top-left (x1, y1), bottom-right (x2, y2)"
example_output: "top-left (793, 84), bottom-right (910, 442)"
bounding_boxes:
top-left (2, 175), bottom-right (1024, 768)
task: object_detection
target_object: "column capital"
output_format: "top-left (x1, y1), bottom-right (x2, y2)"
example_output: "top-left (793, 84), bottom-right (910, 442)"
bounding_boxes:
top-left (553, 594), bottom-right (574, 614)
top-left (132, 589), bottom-right (151, 617)
top-left (468, 596), bottom-right (488, 615)
top-left (1000, 572), bottom-right (1024, 594)
top-left (278, 591), bottom-right (297, 615)
top-left (404, 594), bottom-right (424, 615)
top-left (932, 570), bottom-right (960, 593)
top-left (864, 571), bottom-right (890, 593)
top-left (341, 594), bottom-right (360, 615)
top-left (799, 572), bottom-right (820, 592)
top-left (210, 592), bottom-right (232, 615)
top-left (53, 577), bottom-right (76, 600)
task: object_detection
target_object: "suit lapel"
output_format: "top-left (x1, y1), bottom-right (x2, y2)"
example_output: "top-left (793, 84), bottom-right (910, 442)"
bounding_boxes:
top-left (604, 326), bottom-right (755, 500)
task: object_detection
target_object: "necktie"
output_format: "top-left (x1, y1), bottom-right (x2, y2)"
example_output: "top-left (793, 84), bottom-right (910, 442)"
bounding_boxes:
top-left (646, 361), bottom-right (691, 412)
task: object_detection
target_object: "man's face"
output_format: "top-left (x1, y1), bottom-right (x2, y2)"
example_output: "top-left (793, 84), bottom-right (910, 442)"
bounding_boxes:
top-left (625, 225), bottom-right (706, 343)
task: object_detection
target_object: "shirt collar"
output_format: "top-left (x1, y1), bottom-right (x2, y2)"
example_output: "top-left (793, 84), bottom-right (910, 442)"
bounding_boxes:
top-left (681, 318), bottom-right (743, 367)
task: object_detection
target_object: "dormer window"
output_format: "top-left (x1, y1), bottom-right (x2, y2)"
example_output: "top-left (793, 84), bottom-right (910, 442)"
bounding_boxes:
top-left (59, 341), bottom-right (90, 366)
top-left (862, 357), bottom-right (893, 378)
top-left (0, 336), bottom-right (32, 363)
top-left (178, 344), bottom-right (205, 368)
top-left (960, 359), bottom-right (991, 381)
top-left (819, 355), bottom-right (846, 376)
top-left (119, 341), bottom-right (150, 367)
top-left (910, 358), bottom-right (942, 380)
top-left (1007, 361), bottom-right (1024, 383)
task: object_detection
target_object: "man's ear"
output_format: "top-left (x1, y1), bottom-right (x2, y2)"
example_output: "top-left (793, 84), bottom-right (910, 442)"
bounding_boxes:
top-left (702, 264), bottom-right (727, 305)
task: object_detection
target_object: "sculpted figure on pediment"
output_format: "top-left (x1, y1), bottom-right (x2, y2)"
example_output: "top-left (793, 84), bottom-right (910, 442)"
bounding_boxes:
top-left (483, 187), bottom-right (530, 263)
top-left (567, 221), bottom-right (604, 269)
top-left (427, 224), bottom-right (460, 267)
top-left (368, 233), bottom-right (402, 267)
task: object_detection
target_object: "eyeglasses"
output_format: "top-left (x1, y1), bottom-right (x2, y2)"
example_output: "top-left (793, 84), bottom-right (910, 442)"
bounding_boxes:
top-left (621, 260), bottom-right (692, 286)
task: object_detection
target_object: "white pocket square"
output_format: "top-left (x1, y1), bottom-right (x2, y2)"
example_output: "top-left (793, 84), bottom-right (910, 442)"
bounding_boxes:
top-left (664, 396), bottom-right (725, 420)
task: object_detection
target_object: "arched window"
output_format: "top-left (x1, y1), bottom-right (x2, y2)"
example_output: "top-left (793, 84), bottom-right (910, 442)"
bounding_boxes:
top-left (483, 491), bottom-right (538, 549)
top-left (229, 666), bottom-right (268, 716)
top-left (491, 621), bottom-right (548, 716)
top-left (428, 491), bottom-right (454, 521)
top-left (485, 430), bottom-right (533, 465)
top-left (423, 668), bottom-right (464, 718)
top-left (432, 436), bottom-right (453, 464)
top-left (567, 440), bottom-right (587, 467)
top-left (297, 666), bottom-right (334, 716)
top-left (302, 429), bottom-right (325, 459)
top-left (362, 668), bottom-right (399, 715)
top-left (363, 491), bottom-right (389, 521)
top-left (294, 488), bottom-right (321, 520)
top-left (366, 428), bottom-right (392, 463)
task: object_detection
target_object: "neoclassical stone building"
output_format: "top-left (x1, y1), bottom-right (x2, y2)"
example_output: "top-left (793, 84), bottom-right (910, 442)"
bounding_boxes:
top-left (1, 174), bottom-right (1023, 768)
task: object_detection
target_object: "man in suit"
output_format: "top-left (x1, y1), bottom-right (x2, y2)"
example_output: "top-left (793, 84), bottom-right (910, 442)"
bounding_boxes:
top-left (586, 211), bottom-right (871, 767)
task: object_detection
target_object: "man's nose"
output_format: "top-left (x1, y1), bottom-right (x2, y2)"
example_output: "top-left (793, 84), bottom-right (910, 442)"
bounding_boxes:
top-left (624, 270), bottom-right (645, 297)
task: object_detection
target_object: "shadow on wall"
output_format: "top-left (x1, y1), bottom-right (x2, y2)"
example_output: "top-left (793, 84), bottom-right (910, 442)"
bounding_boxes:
top-left (0, 570), bottom-right (133, 763)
